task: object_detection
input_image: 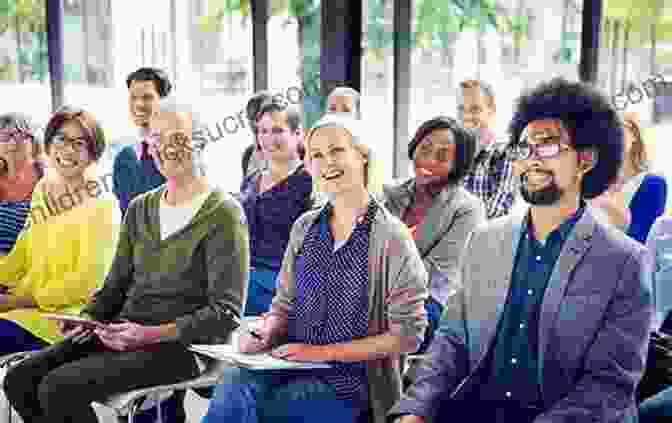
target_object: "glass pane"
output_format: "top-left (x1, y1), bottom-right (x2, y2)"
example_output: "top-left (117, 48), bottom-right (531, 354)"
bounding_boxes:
top-left (61, 0), bottom-right (253, 191)
top-left (410, 0), bottom-right (584, 138)
top-left (362, 0), bottom-right (394, 182)
top-left (0, 0), bottom-right (50, 124)
top-left (598, 3), bottom-right (672, 208)
top-left (267, 0), bottom-right (321, 129)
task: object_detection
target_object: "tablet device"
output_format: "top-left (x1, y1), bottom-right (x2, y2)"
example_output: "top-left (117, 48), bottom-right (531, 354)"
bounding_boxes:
top-left (43, 313), bottom-right (107, 330)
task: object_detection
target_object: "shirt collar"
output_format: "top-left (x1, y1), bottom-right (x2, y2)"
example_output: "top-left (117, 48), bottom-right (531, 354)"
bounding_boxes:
top-left (526, 203), bottom-right (586, 245)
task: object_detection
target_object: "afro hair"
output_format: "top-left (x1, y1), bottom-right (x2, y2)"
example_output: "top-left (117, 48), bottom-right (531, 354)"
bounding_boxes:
top-left (508, 77), bottom-right (624, 199)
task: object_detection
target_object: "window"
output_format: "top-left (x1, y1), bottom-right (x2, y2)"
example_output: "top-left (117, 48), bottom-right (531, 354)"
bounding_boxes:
top-left (0, 0), bottom-right (51, 124)
top-left (267, 1), bottom-right (321, 128)
top-left (60, 0), bottom-right (254, 189)
top-left (362, 0), bottom-right (394, 181)
top-left (409, 0), bottom-right (584, 138)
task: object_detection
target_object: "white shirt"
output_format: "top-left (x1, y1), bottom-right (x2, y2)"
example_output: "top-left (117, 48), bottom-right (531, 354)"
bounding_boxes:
top-left (159, 189), bottom-right (212, 240)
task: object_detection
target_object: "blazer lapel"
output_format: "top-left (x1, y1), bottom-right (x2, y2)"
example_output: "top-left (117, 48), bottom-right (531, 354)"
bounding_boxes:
top-left (383, 180), bottom-right (413, 219)
top-left (471, 206), bottom-right (528, 367)
top-left (537, 209), bottom-right (595, 391)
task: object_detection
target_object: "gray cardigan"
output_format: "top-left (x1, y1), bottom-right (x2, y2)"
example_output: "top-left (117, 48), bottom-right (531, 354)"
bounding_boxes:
top-left (270, 199), bottom-right (429, 423)
top-left (383, 180), bottom-right (486, 305)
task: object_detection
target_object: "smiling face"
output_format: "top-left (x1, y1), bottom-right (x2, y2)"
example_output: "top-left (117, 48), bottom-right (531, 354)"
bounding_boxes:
top-left (413, 128), bottom-right (456, 186)
top-left (256, 110), bottom-right (301, 163)
top-left (47, 120), bottom-right (94, 180)
top-left (148, 111), bottom-right (197, 179)
top-left (129, 80), bottom-right (161, 128)
top-left (0, 127), bottom-right (33, 174)
top-left (307, 126), bottom-right (367, 197)
top-left (513, 118), bottom-right (593, 207)
top-left (457, 86), bottom-right (495, 134)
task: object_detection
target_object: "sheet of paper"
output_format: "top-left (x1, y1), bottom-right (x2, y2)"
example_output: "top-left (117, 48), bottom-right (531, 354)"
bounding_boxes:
top-left (189, 344), bottom-right (331, 370)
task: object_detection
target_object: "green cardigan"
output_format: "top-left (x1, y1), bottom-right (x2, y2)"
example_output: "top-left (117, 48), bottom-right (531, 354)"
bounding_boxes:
top-left (84, 186), bottom-right (250, 345)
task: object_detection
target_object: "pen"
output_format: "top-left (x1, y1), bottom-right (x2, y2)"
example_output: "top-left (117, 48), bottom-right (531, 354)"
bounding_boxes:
top-left (229, 313), bottom-right (263, 340)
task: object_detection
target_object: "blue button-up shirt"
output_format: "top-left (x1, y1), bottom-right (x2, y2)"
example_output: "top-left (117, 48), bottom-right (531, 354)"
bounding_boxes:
top-left (481, 206), bottom-right (584, 410)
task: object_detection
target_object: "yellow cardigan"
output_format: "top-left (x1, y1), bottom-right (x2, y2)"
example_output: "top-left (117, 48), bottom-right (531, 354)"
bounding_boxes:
top-left (0, 181), bottom-right (121, 343)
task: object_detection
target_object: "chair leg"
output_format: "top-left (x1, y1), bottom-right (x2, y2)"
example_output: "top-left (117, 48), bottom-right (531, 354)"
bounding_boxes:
top-left (127, 398), bottom-right (143, 423)
top-left (155, 391), bottom-right (163, 423)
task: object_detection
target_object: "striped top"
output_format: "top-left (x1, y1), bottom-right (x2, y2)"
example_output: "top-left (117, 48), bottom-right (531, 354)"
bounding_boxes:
top-left (0, 199), bottom-right (31, 254)
top-left (288, 200), bottom-right (377, 407)
top-left (0, 162), bottom-right (43, 254)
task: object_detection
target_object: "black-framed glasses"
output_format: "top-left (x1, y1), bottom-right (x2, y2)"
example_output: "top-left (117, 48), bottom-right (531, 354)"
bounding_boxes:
top-left (512, 140), bottom-right (572, 161)
top-left (51, 133), bottom-right (88, 152)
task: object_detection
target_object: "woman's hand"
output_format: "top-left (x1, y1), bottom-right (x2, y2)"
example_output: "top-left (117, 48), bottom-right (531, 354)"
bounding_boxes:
top-left (237, 314), bottom-right (284, 354)
top-left (94, 320), bottom-right (162, 351)
top-left (270, 343), bottom-right (331, 362)
top-left (58, 321), bottom-right (93, 344)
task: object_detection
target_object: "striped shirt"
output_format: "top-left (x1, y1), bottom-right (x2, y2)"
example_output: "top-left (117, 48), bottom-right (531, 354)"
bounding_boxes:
top-left (0, 199), bottom-right (31, 254)
top-left (463, 139), bottom-right (518, 219)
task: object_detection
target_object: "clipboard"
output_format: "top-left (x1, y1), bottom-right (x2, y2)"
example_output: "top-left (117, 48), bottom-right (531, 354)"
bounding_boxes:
top-left (189, 344), bottom-right (332, 370)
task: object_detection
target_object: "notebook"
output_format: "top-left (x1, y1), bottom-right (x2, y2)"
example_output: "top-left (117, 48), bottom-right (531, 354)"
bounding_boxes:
top-left (188, 344), bottom-right (332, 370)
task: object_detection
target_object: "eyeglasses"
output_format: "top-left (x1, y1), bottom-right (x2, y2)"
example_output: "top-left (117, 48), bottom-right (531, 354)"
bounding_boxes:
top-left (0, 128), bottom-right (32, 144)
top-left (512, 139), bottom-right (572, 161)
top-left (51, 134), bottom-right (89, 152)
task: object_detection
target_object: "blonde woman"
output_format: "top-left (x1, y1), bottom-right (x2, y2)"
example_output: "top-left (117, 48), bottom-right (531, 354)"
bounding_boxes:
top-left (591, 112), bottom-right (667, 242)
top-left (201, 114), bottom-right (428, 423)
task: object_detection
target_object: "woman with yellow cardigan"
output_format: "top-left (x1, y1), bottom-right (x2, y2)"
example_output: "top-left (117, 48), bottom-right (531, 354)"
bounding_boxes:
top-left (0, 105), bottom-right (120, 354)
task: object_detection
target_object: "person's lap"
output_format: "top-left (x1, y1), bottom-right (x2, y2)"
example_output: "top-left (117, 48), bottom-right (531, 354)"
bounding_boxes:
top-left (204, 367), bottom-right (361, 423)
top-left (4, 336), bottom-right (198, 422)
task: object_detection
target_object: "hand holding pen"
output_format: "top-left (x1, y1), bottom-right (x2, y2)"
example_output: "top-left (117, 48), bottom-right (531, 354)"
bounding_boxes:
top-left (237, 314), bottom-right (282, 354)
top-left (229, 314), bottom-right (263, 340)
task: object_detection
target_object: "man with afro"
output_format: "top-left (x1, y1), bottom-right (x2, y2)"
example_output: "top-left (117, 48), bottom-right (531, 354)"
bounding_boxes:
top-left (389, 78), bottom-right (653, 423)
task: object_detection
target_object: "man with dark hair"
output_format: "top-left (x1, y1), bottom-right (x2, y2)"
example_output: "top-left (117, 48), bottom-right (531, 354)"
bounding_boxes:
top-left (112, 67), bottom-right (172, 215)
top-left (458, 79), bottom-right (518, 219)
top-left (241, 90), bottom-right (273, 177)
top-left (389, 78), bottom-right (652, 423)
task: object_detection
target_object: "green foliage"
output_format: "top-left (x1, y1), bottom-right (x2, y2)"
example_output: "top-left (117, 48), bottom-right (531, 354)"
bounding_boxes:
top-left (0, 0), bottom-right (47, 82)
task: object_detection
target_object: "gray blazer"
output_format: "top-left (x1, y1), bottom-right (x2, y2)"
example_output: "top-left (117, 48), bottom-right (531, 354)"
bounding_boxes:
top-left (389, 205), bottom-right (653, 422)
top-left (383, 180), bottom-right (486, 305)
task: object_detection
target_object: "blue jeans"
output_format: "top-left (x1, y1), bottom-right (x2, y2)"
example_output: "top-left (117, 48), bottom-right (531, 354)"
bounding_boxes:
top-left (0, 318), bottom-right (48, 355)
top-left (201, 367), bottom-right (362, 423)
top-left (416, 297), bottom-right (443, 354)
top-left (639, 386), bottom-right (672, 421)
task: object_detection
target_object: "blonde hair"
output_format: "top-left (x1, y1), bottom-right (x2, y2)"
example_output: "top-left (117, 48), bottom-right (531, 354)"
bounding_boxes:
top-left (303, 115), bottom-right (383, 196)
top-left (622, 112), bottom-right (650, 172)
